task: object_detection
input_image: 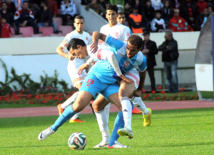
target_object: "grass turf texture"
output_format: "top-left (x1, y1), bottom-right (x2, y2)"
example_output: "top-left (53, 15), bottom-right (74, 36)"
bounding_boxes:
top-left (1, 108), bottom-right (214, 155)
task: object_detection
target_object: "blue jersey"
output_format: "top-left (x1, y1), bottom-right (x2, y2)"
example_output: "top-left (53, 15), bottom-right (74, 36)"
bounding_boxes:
top-left (87, 36), bottom-right (147, 84)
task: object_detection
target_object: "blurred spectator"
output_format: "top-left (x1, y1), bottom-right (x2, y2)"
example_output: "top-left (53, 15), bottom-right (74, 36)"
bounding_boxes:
top-left (14, 1), bottom-right (38, 34)
top-left (207, 0), bottom-right (214, 7)
top-left (85, 0), bottom-right (105, 16)
top-left (13, 0), bottom-right (25, 11)
top-left (110, 0), bottom-right (124, 12)
top-left (117, 11), bottom-right (126, 25)
top-left (142, 31), bottom-right (158, 92)
top-left (196, 0), bottom-right (208, 13)
top-left (124, 0), bottom-right (139, 18)
top-left (35, 0), bottom-right (57, 33)
top-left (0, 2), bottom-right (14, 25)
top-left (99, 0), bottom-right (109, 10)
top-left (151, 10), bottom-right (165, 32)
top-left (29, 0), bottom-right (40, 15)
top-left (208, 6), bottom-right (213, 15)
top-left (195, 7), bottom-right (209, 31)
top-left (128, 6), bottom-right (145, 33)
top-left (161, 0), bottom-right (174, 27)
top-left (151, 0), bottom-right (163, 10)
top-left (0, 17), bottom-right (11, 38)
top-left (179, 0), bottom-right (199, 30)
top-left (158, 31), bottom-right (179, 93)
top-left (81, 0), bottom-right (91, 5)
top-left (169, 9), bottom-right (193, 32)
top-left (5, 0), bottom-right (16, 14)
top-left (143, 0), bottom-right (155, 22)
top-left (47, 0), bottom-right (58, 17)
top-left (61, 0), bottom-right (77, 25)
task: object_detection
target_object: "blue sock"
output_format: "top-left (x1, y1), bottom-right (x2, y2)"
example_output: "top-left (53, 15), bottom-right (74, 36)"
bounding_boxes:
top-left (51, 105), bottom-right (76, 131)
top-left (109, 111), bottom-right (124, 146)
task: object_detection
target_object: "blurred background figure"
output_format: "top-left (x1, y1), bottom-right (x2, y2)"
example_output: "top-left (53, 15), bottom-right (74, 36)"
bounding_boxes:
top-left (158, 31), bottom-right (179, 93)
top-left (151, 0), bottom-right (163, 10)
top-left (142, 31), bottom-right (158, 92)
top-left (0, 2), bottom-right (14, 26)
top-left (151, 10), bottom-right (165, 32)
top-left (195, 7), bottom-right (209, 31)
top-left (61, 0), bottom-right (77, 25)
top-left (161, 0), bottom-right (174, 27)
top-left (85, 0), bottom-right (105, 18)
top-left (0, 17), bottom-right (11, 38)
top-left (169, 9), bottom-right (193, 32)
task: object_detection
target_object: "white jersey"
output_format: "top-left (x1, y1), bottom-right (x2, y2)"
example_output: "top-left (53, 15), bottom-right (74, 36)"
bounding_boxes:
top-left (100, 22), bottom-right (131, 41)
top-left (60, 30), bottom-right (92, 85)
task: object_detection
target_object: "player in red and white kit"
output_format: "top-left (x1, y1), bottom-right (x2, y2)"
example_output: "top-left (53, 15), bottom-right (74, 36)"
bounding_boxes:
top-left (56, 15), bottom-right (91, 123)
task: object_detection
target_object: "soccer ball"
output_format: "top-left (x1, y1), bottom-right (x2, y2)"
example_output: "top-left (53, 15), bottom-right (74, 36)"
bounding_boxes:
top-left (68, 132), bottom-right (87, 150)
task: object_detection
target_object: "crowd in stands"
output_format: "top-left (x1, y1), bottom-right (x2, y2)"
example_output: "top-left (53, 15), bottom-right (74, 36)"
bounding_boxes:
top-left (0, 0), bottom-right (213, 38)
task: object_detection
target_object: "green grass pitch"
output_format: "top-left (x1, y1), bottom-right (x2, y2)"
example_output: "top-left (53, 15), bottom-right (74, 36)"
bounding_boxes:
top-left (0, 108), bottom-right (214, 155)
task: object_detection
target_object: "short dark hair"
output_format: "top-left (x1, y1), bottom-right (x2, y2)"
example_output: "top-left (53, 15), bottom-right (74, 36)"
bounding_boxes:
top-left (118, 12), bottom-right (125, 16)
top-left (128, 35), bottom-right (143, 49)
top-left (74, 15), bottom-right (84, 21)
top-left (41, 0), bottom-right (48, 6)
top-left (106, 4), bottom-right (118, 13)
top-left (67, 38), bottom-right (86, 51)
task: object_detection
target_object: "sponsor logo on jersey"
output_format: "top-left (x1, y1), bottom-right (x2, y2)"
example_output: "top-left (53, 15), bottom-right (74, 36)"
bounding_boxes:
top-left (123, 60), bottom-right (130, 68)
top-left (115, 32), bottom-right (119, 38)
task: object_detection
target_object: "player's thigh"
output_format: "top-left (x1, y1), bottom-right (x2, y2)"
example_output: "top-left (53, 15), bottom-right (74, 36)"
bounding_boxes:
top-left (73, 91), bottom-right (92, 112)
top-left (101, 84), bottom-right (122, 111)
top-left (92, 94), bottom-right (109, 112)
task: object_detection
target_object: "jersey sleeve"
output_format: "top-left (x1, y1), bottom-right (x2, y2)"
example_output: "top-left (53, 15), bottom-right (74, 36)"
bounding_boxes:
top-left (87, 34), bottom-right (92, 44)
top-left (138, 54), bottom-right (147, 72)
top-left (105, 35), bottom-right (125, 50)
top-left (122, 26), bottom-right (132, 41)
top-left (60, 34), bottom-right (72, 48)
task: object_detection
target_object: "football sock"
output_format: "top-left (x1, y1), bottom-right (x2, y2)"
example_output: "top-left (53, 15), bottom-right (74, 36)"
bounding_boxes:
top-left (51, 105), bottom-right (76, 131)
top-left (95, 109), bottom-right (110, 143)
top-left (132, 97), bottom-right (149, 115)
top-left (70, 112), bottom-right (80, 120)
top-left (104, 103), bottom-right (110, 122)
top-left (109, 111), bottom-right (124, 146)
top-left (61, 91), bottom-right (79, 109)
top-left (121, 97), bottom-right (132, 130)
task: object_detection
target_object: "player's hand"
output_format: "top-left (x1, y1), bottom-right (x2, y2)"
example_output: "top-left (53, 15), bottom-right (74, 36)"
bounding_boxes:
top-left (90, 42), bottom-right (98, 53)
top-left (119, 74), bottom-right (133, 83)
top-left (78, 63), bottom-right (89, 75)
top-left (133, 89), bottom-right (142, 97)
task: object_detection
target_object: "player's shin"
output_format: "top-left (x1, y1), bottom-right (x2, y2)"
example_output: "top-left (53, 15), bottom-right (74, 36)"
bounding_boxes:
top-left (109, 111), bottom-right (124, 146)
top-left (120, 97), bottom-right (132, 130)
top-left (132, 97), bottom-right (149, 115)
top-left (95, 109), bottom-right (110, 143)
top-left (61, 91), bottom-right (79, 109)
top-left (51, 105), bottom-right (77, 131)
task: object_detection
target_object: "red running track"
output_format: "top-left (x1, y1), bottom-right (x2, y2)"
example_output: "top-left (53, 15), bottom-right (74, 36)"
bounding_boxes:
top-left (0, 100), bottom-right (214, 118)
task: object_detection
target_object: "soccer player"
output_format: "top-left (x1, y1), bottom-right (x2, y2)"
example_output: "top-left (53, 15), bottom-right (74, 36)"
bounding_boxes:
top-left (38, 34), bottom-right (147, 143)
top-left (56, 15), bottom-right (91, 123)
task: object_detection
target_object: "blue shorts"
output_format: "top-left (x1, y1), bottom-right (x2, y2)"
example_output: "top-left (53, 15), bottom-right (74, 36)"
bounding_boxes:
top-left (80, 73), bottom-right (119, 99)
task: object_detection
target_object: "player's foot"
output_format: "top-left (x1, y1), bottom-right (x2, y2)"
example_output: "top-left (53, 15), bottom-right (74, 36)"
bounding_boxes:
top-left (38, 127), bottom-right (55, 141)
top-left (69, 118), bottom-right (85, 123)
top-left (108, 141), bottom-right (130, 148)
top-left (93, 141), bottom-right (109, 148)
top-left (117, 127), bottom-right (134, 139)
top-left (57, 104), bottom-right (64, 115)
top-left (132, 107), bottom-right (142, 114)
top-left (143, 108), bottom-right (152, 127)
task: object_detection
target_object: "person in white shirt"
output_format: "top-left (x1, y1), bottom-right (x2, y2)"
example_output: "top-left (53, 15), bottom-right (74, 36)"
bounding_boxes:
top-left (151, 10), bottom-right (166, 32)
top-left (151, 0), bottom-right (163, 10)
top-left (60, 0), bottom-right (77, 25)
top-left (56, 15), bottom-right (91, 123)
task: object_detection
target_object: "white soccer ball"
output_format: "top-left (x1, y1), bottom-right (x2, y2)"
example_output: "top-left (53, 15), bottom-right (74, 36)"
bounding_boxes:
top-left (68, 132), bottom-right (87, 150)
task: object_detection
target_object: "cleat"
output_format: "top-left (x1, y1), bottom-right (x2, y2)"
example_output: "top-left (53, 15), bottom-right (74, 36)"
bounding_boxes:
top-left (132, 107), bottom-right (142, 114)
top-left (93, 141), bottom-right (109, 148)
top-left (143, 108), bottom-right (152, 127)
top-left (38, 127), bottom-right (55, 141)
top-left (108, 141), bottom-right (130, 148)
top-left (117, 128), bottom-right (134, 139)
top-left (57, 104), bottom-right (64, 115)
top-left (69, 118), bottom-right (85, 123)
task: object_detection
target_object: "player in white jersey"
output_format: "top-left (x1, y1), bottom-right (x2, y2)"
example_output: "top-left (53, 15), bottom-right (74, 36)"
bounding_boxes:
top-left (56, 15), bottom-right (92, 123)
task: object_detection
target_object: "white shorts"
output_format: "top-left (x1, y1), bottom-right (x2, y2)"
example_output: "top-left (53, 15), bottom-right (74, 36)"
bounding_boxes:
top-left (67, 59), bottom-right (86, 87)
top-left (125, 68), bottom-right (140, 90)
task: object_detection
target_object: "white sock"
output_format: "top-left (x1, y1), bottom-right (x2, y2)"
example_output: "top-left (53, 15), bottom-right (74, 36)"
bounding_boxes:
top-left (132, 97), bottom-right (149, 115)
top-left (71, 112), bottom-right (80, 120)
top-left (61, 92), bottom-right (79, 109)
top-left (121, 97), bottom-right (132, 130)
top-left (95, 110), bottom-right (110, 143)
top-left (104, 103), bottom-right (110, 123)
